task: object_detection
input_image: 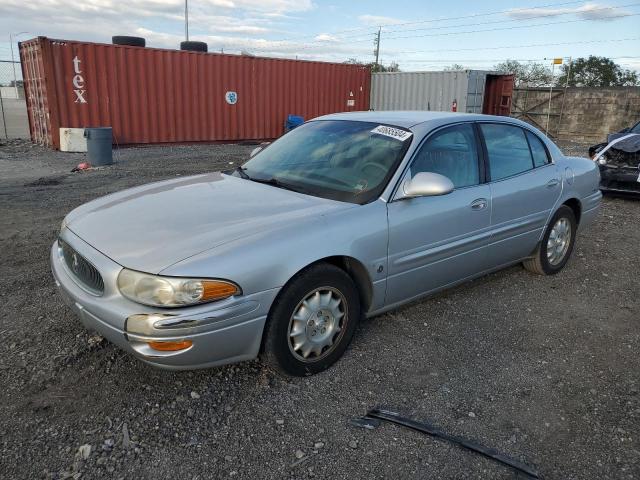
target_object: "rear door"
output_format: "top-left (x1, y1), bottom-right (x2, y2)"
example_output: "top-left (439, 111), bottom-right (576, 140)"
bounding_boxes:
top-left (386, 123), bottom-right (492, 306)
top-left (478, 123), bottom-right (561, 266)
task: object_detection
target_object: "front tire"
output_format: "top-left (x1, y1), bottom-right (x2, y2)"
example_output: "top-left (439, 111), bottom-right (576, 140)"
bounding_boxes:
top-left (523, 205), bottom-right (577, 275)
top-left (262, 263), bottom-right (360, 376)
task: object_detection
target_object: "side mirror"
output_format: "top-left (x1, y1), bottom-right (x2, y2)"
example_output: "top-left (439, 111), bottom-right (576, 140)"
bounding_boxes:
top-left (402, 172), bottom-right (454, 198)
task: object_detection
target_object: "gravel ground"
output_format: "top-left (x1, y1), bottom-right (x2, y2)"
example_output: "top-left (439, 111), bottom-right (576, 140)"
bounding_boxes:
top-left (0, 139), bottom-right (638, 480)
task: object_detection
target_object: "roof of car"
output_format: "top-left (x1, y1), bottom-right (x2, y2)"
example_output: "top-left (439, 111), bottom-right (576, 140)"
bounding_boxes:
top-left (313, 110), bottom-right (490, 128)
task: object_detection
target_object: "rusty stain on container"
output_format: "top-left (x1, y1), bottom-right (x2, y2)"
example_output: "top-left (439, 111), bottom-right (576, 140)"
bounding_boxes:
top-left (19, 37), bottom-right (371, 149)
top-left (482, 74), bottom-right (514, 116)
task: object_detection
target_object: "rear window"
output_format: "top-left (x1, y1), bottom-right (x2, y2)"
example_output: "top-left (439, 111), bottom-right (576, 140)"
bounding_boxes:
top-left (525, 131), bottom-right (551, 167)
top-left (480, 124), bottom-right (533, 181)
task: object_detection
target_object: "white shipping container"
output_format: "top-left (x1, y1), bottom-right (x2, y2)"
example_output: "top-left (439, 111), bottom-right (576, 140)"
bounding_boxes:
top-left (370, 70), bottom-right (495, 113)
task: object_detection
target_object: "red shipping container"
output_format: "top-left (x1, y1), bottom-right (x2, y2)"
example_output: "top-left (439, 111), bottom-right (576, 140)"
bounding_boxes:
top-left (19, 37), bottom-right (371, 149)
top-left (482, 74), bottom-right (514, 116)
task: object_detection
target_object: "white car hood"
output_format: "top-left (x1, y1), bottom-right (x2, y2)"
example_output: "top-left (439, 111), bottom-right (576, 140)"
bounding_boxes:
top-left (65, 172), bottom-right (353, 273)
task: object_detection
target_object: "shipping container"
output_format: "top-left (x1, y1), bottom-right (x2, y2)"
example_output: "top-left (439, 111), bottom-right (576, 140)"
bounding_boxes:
top-left (19, 37), bottom-right (371, 149)
top-left (370, 70), bottom-right (513, 116)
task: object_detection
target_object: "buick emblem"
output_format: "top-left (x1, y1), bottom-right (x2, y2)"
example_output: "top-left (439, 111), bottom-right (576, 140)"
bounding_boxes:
top-left (71, 253), bottom-right (80, 273)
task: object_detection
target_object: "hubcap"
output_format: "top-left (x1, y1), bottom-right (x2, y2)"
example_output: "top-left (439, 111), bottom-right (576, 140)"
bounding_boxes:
top-left (547, 217), bottom-right (572, 266)
top-left (288, 287), bottom-right (347, 361)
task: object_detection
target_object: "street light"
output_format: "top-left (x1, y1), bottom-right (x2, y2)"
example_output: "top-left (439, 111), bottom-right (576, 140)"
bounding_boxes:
top-left (9, 32), bottom-right (28, 99)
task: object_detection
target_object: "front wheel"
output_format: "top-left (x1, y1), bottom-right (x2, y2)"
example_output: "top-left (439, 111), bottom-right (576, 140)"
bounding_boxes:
top-left (523, 205), bottom-right (577, 275)
top-left (262, 263), bottom-right (360, 376)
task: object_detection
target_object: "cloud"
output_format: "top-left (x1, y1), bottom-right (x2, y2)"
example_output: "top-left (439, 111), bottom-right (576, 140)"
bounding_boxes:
top-left (358, 14), bottom-right (404, 26)
top-left (0, 0), bottom-right (380, 64)
top-left (313, 34), bottom-right (340, 42)
top-left (505, 2), bottom-right (630, 21)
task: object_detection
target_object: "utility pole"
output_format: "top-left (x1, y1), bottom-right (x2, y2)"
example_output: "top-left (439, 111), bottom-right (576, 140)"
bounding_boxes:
top-left (556, 56), bottom-right (572, 137)
top-left (185, 0), bottom-right (189, 41)
top-left (9, 32), bottom-right (28, 99)
top-left (545, 57), bottom-right (563, 136)
top-left (374, 27), bottom-right (381, 72)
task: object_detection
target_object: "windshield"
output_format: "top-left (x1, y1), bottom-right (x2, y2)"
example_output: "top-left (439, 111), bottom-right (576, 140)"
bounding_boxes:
top-left (631, 121), bottom-right (640, 134)
top-left (237, 120), bottom-right (412, 204)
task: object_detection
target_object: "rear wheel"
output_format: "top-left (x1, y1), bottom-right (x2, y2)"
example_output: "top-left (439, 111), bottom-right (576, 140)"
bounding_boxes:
top-left (523, 205), bottom-right (577, 275)
top-left (262, 263), bottom-right (360, 376)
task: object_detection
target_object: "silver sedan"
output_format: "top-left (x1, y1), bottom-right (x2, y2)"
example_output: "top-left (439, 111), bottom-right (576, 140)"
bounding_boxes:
top-left (52, 111), bottom-right (602, 376)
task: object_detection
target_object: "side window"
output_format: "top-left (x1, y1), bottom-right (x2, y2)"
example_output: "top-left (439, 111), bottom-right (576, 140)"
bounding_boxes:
top-left (480, 124), bottom-right (533, 181)
top-left (410, 124), bottom-right (480, 188)
top-left (525, 131), bottom-right (551, 167)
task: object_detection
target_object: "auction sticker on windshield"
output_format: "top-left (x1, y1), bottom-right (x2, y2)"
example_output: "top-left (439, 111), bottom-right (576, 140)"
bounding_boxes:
top-left (371, 125), bottom-right (413, 141)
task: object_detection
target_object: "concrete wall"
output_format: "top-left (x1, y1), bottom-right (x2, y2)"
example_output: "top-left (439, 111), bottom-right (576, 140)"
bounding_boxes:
top-left (511, 87), bottom-right (640, 142)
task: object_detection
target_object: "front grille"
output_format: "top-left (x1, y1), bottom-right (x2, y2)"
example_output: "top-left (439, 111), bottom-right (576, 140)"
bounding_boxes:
top-left (59, 239), bottom-right (105, 294)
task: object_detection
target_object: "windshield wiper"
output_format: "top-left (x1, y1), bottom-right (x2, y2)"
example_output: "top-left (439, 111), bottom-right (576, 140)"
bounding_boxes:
top-left (247, 176), bottom-right (306, 194)
top-left (233, 165), bottom-right (250, 179)
top-left (232, 166), bottom-right (305, 194)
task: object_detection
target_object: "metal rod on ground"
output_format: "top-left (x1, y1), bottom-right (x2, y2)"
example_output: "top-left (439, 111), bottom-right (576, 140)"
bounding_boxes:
top-left (185, 0), bottom-right (189, 41)
top-left (545, 61), bottom-right (556, 136)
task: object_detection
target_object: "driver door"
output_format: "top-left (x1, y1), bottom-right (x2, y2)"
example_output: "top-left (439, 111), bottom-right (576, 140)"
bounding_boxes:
top-left (385, 123), bottom-right (493, 306)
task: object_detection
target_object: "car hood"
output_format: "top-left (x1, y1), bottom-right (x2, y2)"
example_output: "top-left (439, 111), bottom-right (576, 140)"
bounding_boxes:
top-left (66, 172), bottom-right (354, 273)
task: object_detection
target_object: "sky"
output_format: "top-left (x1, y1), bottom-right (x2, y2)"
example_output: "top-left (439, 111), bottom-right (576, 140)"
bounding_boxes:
top-left (0, 0), bottom-right (639, 75)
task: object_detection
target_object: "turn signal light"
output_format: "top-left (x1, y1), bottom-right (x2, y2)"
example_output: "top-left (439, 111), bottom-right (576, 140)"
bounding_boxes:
top-left (147, 340), bottom-right (193, 352)
top-left (201, 280), bottom-right (239, 301)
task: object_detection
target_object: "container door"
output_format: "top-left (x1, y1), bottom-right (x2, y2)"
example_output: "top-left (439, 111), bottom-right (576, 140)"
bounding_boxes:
top-left (482, 74), bottom-right (514, 116)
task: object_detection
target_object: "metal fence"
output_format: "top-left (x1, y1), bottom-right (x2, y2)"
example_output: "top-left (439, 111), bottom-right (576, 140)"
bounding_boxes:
top-left (0, 59), bottom-right (30, 140)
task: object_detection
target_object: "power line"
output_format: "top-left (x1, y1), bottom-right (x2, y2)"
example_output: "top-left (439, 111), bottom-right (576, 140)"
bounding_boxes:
top-left (262, 0), bottom-right (595, 45)
top-left (388, 36), bottom-right (640, 55)
top-left (248, 11), bottom-right (640, 54)
top-left (379, 2), bottom-right (640, 36)
top-left (382, 56), bottom-right (640, 64)
top-left (356, 12), bottom-right (640, 43)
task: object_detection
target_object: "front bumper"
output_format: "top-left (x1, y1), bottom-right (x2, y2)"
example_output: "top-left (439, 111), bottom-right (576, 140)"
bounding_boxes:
top-left (51, 230), bottom-right (279, 370)
top-left (599, 165), bottom-right (640, 195)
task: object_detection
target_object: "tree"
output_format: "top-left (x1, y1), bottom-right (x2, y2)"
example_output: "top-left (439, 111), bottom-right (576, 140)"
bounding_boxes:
top-left (556, 56), bottom-right (639, 87)
top-left (345, 58), bottom-right (400, 73)
top-left (444, 64), bottom-right (466, 71)
top-left (493, 60), bottom-right (553, 87)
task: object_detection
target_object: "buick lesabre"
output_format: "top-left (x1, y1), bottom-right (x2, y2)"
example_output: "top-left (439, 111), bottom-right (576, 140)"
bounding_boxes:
top-left (52, 111), bottom-right (602, 376)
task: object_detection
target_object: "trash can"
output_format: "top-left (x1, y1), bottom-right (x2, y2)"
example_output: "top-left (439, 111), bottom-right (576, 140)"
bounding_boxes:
top-left (284, 115), bottom-right (304, 133)
top-left (84, 127), bottom-right (113, 166)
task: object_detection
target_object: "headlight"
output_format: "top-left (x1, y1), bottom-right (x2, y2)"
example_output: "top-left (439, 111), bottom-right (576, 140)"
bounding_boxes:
top-left (597, 155), bottom-right (607, 165)
top-left (117, 269), bottom-right (240, 307)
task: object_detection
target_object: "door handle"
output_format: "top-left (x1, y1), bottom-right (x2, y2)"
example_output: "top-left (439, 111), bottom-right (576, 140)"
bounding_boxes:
top-left (546, 178), bottom-right (560, 188)
top-left (470, 198), bottom-right (488, 210)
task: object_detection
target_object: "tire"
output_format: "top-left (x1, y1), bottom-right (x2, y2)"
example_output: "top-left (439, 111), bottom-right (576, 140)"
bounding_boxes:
top-left (112, 36), bottom-right (146, 47)
top-left (523, 205), bottom-right (577, 275)
top-left (180, 41), bottom-right (208, 52)
top-left (262, 263), bottom-right (360, 376)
